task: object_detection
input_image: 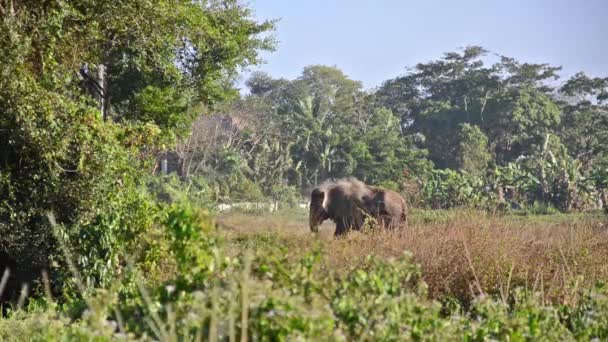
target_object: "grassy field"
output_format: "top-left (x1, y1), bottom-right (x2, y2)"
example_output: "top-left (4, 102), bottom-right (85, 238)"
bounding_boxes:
top-left (219, 208), bottom-right (608, 306)
top-left (2, 207), bottom-right (608, 340)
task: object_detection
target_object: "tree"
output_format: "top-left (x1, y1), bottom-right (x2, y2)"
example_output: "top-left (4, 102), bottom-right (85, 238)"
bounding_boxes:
top-left (0, 0), bottom-right (274, 297)
top-left (245, 71), bottom-right (289, 97)
top-left (457, 124), bottom-right (491, 175)
top-left (180, 66), bottom-right (432, 196)
top-left (376, 46), bottom-right (563, 168)
top-left (276, 66), bottom-right (364, 187)
top-left (484, 87), bottom-right (561, 163)
top-left (351, 107), bottom-right (431, 188)
top-left (558, 73), bottom-right (608, 168)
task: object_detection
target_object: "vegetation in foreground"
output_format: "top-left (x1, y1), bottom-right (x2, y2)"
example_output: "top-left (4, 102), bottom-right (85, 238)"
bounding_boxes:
top-left (1, 0), bottom-right (608, 340)
top-left (1, 207), bottom-right (607, 341)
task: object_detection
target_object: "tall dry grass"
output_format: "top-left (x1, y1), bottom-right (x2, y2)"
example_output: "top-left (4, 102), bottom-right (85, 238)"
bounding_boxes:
top-left (219, 209), bottom-right (608, 305)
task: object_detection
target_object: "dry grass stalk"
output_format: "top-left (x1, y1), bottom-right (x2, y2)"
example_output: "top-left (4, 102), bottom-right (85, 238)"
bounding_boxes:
top-left (220, 209), bottom-right (608, 304)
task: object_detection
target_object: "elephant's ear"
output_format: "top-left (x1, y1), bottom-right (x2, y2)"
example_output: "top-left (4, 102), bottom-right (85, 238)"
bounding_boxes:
top-left (311, 188), bottom-right (325, 207)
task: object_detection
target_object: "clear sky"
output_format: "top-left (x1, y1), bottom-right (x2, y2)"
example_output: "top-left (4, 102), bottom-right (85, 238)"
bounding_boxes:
top-left (239, 0), bottom-right (608, 91)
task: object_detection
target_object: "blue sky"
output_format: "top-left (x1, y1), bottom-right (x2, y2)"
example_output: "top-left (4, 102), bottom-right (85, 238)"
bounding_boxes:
top-left (239, 0), bottom-right (607, 91)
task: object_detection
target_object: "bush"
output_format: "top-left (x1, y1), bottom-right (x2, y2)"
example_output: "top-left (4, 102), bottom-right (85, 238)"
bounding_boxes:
top-left (269, 183), bottom-right (301, 208)
top-left (0, 77), bottom-right (161, 300)
top-left (518, 201), bottom-right (561, 216)
top-left (331, 253), bottom-right (456, 340)
top-left (147, 174), bottom-right (216, 210)
top-left (419, 169), bottom-right (494, 209)
top-left (3, 206), bottom-right (608, 340)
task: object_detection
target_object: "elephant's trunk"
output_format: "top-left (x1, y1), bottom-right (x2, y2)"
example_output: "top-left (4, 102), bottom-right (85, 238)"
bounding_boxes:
top-left (309, 210), bottom-right (321, 233)
top-left (309, 205), bottom-right (329, 233)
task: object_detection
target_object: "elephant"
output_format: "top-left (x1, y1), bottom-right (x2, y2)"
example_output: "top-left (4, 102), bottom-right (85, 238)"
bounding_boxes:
top-left (309, 177), bottom-right (407, 236)
top-left (363, 187), bottom-right (408, 229)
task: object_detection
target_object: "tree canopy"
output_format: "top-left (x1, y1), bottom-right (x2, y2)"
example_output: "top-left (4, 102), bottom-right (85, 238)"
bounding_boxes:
top-left (0, 0), bottom-right (274, 297)
top-left (174, 46), bottom-right (607, 213)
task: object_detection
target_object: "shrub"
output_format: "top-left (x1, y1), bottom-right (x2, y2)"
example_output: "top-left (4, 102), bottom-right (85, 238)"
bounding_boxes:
top-left (419, 169), bottom-right (493, 209)
top-left (4, 209), bottom-right (608, 341)
top-left (269, 183), bottom-right (301, 208)
top-left (164, 202), bottom-right (220, 287)
top-left (0, 77), bottom-right (160, 300)
top-left (561, 283), bottom-right (608, 340)
top-left (462, 290), bottom-right (572, 341)
top-left (147, 174), bottom-right (216, 210)
top-left (331, 253), bottom-right (456, 340)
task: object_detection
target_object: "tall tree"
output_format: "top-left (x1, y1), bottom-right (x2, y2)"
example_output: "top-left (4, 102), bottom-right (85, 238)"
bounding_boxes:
top-left (558, 73), bottom-right (608, 168)
top-left (276, 66), bottom-right (364, 186)
top-left (351, 107), bottom-right (431, 187)
top-left (457, 124), bottom-right (492, 175)
top-left (0, 0), bottom-right (274, 295)
top-left (376, 46), bottom-right (562, 167)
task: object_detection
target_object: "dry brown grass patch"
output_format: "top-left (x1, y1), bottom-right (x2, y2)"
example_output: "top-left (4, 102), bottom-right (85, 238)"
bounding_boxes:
top-left (219, 209), bottom-right (608, 305)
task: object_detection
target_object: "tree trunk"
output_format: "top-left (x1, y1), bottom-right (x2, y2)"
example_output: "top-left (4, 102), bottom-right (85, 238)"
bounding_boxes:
top-left (97, 64), bottom-right (110, 121)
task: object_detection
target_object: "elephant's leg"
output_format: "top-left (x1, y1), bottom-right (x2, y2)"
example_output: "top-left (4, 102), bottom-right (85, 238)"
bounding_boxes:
top-left (373, 212), bottom-right (385, 229)
top-left (384, 216), bottom-right (393, 230)
top-left (389, 216), bottom-right (399, 230)
top-left (334, 220), bottom-right (348, 237)
top-left (373, 215), bottom-right (384, 229)
top-left (352, 215), bottom-right (365, 231)
top-left (384, 214), bottom-right (401, 230)
top-left (379, 215), bottom-right (388, 229)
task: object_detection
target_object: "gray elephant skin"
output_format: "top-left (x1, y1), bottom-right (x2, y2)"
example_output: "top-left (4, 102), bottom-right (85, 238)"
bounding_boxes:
top-left (309, 177), bottom-right (407, 236)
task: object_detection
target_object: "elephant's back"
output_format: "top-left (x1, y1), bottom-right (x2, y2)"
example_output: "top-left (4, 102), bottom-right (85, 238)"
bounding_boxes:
top-left (384, 189), bottom-right (408, 218)
top-left (326, 185), bottom-right (368, 214)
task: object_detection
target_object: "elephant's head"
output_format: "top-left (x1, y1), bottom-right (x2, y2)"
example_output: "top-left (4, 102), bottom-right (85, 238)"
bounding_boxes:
top-left (309, 188), bottom-right (329, 233)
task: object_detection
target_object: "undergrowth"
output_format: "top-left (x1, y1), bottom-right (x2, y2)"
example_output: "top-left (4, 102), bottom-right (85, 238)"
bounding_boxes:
top-left (1, 205), bottom-right (607, 341)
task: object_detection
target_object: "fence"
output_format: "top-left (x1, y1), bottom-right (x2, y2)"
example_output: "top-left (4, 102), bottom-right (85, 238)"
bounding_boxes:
top-left (216, 202), bottom-right (309, 212)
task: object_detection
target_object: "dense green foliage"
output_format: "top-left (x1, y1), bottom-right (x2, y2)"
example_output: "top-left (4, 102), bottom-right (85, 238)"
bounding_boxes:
top-left (177, 65), bottom-right (432, 198)
top-left (1, 0), bottom-right (607, 340)
top-left (2, 206), bottom-right (608, 340)
top-left (0, 0), bottom-right (273, 301)
top-left (457, 123), bottom-right (492, 175)
top-left (175, 47), bottom-right (607, 210)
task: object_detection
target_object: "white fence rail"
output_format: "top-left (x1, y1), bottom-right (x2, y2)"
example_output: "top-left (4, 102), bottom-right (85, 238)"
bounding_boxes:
top-left (217, 202), bottom-right (309, 212)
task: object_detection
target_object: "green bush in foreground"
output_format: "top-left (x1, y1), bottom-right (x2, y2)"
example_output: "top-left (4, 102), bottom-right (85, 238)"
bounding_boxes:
top-left (1, 203), bottom-right (608, 341)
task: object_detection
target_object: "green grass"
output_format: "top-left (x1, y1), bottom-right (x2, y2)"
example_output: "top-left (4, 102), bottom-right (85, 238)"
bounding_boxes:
top-left (1, 206), bottom-right (607, 341)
